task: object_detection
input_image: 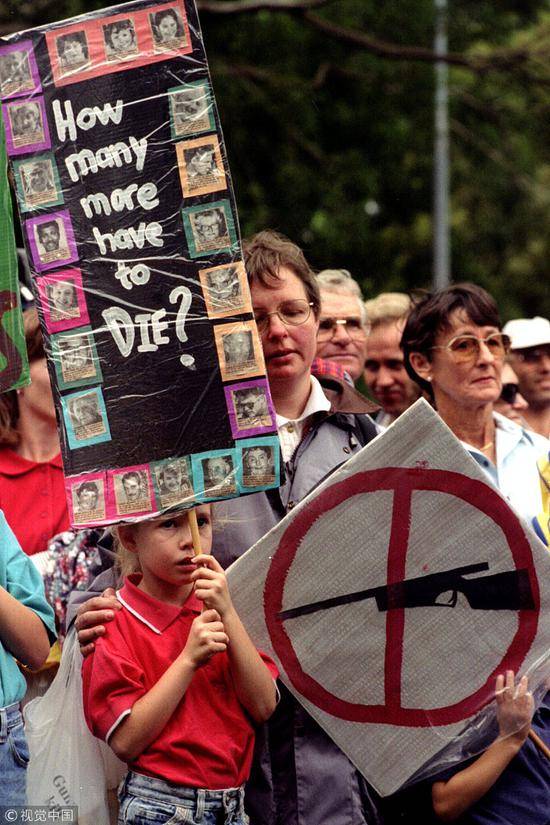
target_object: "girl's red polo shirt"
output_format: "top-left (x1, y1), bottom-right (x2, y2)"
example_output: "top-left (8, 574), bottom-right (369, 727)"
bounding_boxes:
top-left (82, 575), bottom-right (278, 789)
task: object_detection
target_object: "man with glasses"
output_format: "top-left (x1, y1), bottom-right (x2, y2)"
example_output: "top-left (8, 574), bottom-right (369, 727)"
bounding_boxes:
top-left (503, 316), bottom-right (550, 437)
top-left (314, 269), bottom-right (369, 384)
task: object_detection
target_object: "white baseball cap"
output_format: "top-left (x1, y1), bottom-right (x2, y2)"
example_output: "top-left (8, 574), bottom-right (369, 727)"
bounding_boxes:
top-left (502, 316), bottom-right (550, 350)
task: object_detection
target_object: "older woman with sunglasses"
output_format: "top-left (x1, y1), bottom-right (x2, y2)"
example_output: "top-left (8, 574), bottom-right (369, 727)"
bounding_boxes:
top-left (401, 283), bottom-right (549, 523)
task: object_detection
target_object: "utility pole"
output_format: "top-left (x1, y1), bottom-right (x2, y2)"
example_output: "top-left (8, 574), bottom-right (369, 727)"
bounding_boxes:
top-left (433, 0), bottom-right (450, 289)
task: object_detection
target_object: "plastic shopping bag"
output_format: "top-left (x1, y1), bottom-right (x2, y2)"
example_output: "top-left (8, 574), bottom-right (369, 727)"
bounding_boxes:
top-left (24, 628), bottom-right (126, 823)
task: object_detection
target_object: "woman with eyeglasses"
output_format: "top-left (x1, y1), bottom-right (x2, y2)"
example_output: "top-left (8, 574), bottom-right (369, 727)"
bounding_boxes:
top-left (401, 283), bottom-right (549, 523)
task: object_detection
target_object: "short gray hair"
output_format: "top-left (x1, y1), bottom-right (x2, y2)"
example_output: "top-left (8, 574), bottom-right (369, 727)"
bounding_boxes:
top-left (315, 269), bottom-right (368, 325)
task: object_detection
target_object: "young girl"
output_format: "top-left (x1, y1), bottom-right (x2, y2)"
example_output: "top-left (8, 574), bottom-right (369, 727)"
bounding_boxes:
top-left (82, 504), bottom-right (277, 825)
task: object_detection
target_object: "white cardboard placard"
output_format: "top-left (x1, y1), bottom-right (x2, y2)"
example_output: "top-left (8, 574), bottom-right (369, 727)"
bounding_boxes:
top-left (227, 399), bottom-right (550, 796)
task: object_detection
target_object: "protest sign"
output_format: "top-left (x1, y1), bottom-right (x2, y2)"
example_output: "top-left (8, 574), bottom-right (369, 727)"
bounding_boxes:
top-left (227, 399), bottom-right (550, 796)
top-left (0, 112), bottom-right (29, 393)
top-left (0, 0), bottom-right (280, 526)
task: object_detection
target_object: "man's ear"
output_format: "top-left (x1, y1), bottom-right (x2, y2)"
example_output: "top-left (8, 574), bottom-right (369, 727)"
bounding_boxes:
top-left (117, 525), bottom-right (138, 554)
top-left (409, 351), bottom-right (432, 382)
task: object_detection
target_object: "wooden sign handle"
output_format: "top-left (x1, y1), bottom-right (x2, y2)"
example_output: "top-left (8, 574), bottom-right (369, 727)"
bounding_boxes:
top-left (187, 508), bottom-right (205, 612)
top-left (529, 728), bottom-right (550, 760)
top-left (188, 507), bottom-right (202, 555)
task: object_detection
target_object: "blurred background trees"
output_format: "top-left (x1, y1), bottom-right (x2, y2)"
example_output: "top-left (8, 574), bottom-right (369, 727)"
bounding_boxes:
top-left (1, 0), bottom-right (548, 317)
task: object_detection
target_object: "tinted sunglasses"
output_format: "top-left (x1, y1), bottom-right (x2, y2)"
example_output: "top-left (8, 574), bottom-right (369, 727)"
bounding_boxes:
top-left (432, 332), bottom-right (510, 363)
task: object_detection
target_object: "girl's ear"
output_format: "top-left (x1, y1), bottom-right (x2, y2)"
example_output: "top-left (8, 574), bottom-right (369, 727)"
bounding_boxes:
top-left (409, 351), bottom-right (432, 382)
top-left (117, 524), bottom-right (139, 554)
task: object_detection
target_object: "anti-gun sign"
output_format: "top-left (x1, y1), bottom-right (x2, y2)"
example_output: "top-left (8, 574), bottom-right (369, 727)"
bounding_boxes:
top-left (0, 0), bottom-right (280, 527)
top-left (227, 400), bottom-right (550, 796)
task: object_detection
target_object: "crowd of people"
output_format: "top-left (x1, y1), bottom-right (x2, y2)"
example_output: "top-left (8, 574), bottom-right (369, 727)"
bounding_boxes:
top-left (0, 230), bottom-right (548, 824)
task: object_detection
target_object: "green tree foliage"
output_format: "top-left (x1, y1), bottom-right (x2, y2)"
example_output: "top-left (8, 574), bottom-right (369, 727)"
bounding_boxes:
top-left (1, 0), bottom-right (548, 316)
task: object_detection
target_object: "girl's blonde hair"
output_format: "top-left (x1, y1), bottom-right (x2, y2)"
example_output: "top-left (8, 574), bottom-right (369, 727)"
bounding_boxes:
top-left (111, 525), bottom-right (141, 578)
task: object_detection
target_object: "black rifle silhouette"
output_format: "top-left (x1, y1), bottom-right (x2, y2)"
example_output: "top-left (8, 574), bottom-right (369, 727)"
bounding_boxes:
top-left (277, 562), bottom-right (535, 621)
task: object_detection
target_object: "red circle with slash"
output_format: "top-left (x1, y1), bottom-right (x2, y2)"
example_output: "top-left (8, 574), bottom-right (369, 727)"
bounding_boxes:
top-left (264, 467), bottom-right (539, 726)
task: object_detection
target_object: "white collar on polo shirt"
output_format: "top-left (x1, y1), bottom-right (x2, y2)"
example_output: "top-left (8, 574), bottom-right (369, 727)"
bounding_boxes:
top-left (276, 376), bottom-right (331, 463)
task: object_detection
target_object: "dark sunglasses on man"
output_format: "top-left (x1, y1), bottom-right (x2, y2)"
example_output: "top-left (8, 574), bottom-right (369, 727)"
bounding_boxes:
top-left (499, 382), bottom-right (520, 405)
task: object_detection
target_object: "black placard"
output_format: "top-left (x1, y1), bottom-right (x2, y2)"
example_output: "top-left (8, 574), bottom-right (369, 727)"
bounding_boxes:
top-left (1, 0), bottom-right (280, 526)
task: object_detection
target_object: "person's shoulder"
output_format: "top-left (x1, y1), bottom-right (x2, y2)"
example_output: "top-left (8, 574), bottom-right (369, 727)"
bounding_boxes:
top-left (0, 514), bottom-right (56, 632)
top-left (0, 512), bottom-right (29, 566)
top-left (82, 603), bottom-right (139, 686)
top-left (92, 596), bottom-right (133, 651)
top-left (524, 427), bottom-right (550, 451)
top-left (495, 412), bottom-right (549, 450)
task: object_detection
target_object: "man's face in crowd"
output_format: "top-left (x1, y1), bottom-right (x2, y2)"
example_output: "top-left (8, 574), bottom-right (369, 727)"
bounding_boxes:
top-left (250, 266), bottom-right (319, 391)
top-left (364, 320), bottom-right (419, 416)
top-left (509, 345), bottom-right (550, 408)
top-left (38, 223), bottom-right (60, 252)
top-left (316, 292), bottom-right (368, 382)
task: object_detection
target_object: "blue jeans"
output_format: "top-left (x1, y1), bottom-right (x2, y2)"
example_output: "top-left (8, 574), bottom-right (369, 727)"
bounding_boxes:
top-left (118, 771), bottom-right (249, 825)
top-left (0, 703), bottom-right (28, 805)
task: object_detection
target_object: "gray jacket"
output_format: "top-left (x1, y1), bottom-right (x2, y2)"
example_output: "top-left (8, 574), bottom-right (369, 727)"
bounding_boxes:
top-left (213, 381), bottom-right (382, 825)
